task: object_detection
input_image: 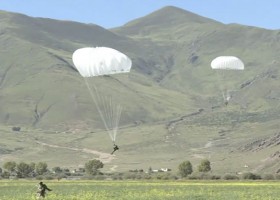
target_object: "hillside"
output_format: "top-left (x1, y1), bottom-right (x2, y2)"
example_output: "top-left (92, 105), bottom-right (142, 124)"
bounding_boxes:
top-left (0, 7), bottom-right (279, 175)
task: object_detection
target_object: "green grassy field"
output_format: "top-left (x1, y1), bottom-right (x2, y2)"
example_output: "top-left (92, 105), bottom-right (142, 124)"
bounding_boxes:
top-left (0, 180), bottom-right (279, 200)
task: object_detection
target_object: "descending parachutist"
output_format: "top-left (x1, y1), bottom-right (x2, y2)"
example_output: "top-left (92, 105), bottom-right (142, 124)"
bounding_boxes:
top-left (111, 144), bottom-right (119, 155)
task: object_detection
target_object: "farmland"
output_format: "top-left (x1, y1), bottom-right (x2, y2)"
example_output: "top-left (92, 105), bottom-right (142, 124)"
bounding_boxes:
top-left (0, 180), bottom-right (279, 200)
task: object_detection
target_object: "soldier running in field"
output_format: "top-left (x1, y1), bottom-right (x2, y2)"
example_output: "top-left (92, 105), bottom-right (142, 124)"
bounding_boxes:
top-left (37, 181), bottom-right (52, 199)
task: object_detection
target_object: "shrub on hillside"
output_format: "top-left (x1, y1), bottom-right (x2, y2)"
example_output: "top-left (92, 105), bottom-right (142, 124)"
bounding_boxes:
top-left (44, 175), bottom-right (55, 180)
top-left (111, 173), bottom-right (123, 180)
top-left (35, 175), bottom-right (44, 180)
top-left (274, 174), bottom-right (280, 180)
top-left (92, 175), bottom-right (106, 180)
top-left (142, 174), bottom-right (152, 180)
top-left (263, 174), bottom-right (275, 180)
top-left (12, 127), bottom-right (21, 131)
top-left (187, 172), bottom-right (220, 180)
top-left (242, 172), bottom-right (261, 180)
top-left (154, 173), bottom-right (178, 180)
top-left (223, 174), bottom-right (239, 180)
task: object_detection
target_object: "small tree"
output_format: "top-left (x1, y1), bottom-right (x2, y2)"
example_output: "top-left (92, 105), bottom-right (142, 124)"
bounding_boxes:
top-left (1, 171), bottom-right (10, 178)
top-left (16, 162), bottom-right (33, 178)
top-left (85, 159), bottom-right (104, 175)
top-left (3, 161), bottom-right (17, 173)
top-left (35, 162), bottom-right (48, 175)
top-left (198, 159), bottom-right (211, 173)
top-left (52, 167), bottom-right (63, 174)
top-left (148, 167), bottom-right (153, 174)
top-left (12, 126), bottom-right (21, 131)
top-left (29, 162), bottom-right (36, 171)
top-left (242, 172), bottom-right (261, 180)
top-left (178, 160), bottom-right (193, 177)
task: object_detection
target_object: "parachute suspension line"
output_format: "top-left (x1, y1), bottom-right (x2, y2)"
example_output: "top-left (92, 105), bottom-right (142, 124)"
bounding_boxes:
top-left (84, 78), bottom-right (122, 143)
top-left (99, 89), bottom-right (123, 143)
top-left (104, 95), bottom-right (121, 142)
top-left (214, 70), bottom-right (227, 103)
top-left (99, 93), bottom-right (115, 141)
top-left (222, 70), bottom-right (231, 103)
top-left (103, 95), bottom-right (123, 143)
top-left (113, 104), bottom-right (123, 142)
top-left (84, 78), bottom-right (114, 141)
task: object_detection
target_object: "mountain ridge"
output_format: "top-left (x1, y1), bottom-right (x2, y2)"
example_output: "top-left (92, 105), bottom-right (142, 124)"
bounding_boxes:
top-left (112, 6), bottom-right (222, 37)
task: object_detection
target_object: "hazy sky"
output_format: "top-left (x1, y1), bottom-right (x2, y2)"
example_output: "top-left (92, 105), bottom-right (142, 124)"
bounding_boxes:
top-left (0, 0), bottom-right (279, 30)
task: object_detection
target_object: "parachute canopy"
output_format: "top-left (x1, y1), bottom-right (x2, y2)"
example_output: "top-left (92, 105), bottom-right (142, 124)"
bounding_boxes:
top-left (72, 47), bottom-right (132, 77)
top-left (211, 56), bottom-right (244, 70)
top-left (211, 56), bottom-right (245, 104)
top-left (71, 47), bottom-right (132, 143)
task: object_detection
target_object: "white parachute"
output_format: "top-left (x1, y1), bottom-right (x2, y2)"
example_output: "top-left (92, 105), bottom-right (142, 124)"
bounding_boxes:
top-left (72, 47), bottom-right (132, 143)
top-left (72, 47), bottom-right (132, 77)
top-left (211, 56), bottom-right (244, 104)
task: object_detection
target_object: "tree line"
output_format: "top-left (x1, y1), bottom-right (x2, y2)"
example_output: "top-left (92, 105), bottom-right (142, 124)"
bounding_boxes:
top-left (0, 159), bottom-right (103, 179)
top-left (0, 159), bottom-right (279, 180)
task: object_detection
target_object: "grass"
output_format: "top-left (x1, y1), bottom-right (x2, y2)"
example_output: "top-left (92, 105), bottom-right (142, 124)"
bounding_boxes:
top-left (0, 180), bottom-right (279, 200)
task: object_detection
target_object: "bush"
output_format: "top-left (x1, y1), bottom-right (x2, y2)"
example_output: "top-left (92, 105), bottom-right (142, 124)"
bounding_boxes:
top-left (1, 171), bottom-right (10, 179)
top-left (123, 172), bottom-right (137, 180)
top-left (44, 175), bottom-right (55, 180)
top-left (56, 174), bottom-right (67, 180)
top-left (93, 175), bottom-right (106, 180)
top-left (263, 174), bottom-right (275, 180)
top-left (210, 175), bottom-right (221, 180)
top-left (242, 172), bottom-right (261, 180)
top-left (223, 174), bottom-right (239, 180)
top-left (155, 174), bottom-right (164, 180)
top-left (186, 172), bottom-right (219, 180)
top-left (111, 173), bottom-right (124, 180)
top-left (187, 174), bottom-right (199, 180)
top-left (81, 175), bottom-right (97, 180)
top-left (35, 175), bottom-right (44, 180)
top-left (12, 127), bottom-right (21, 131)
top-left (154, 173), bottom-right (177, 180)
top-left (142, 174), bottom-right (152, 180)
top-left (275, 174), bottom-right (280, 180)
